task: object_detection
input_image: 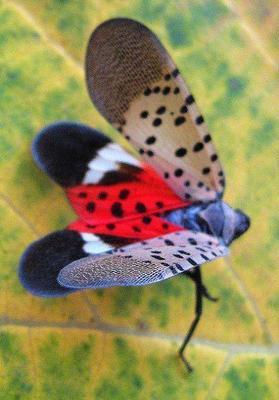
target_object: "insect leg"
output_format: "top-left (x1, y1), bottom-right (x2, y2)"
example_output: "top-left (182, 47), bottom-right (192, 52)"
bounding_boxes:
top-left (179, 266), bottom-right (203, 372)
top-left (184, 269), bottom-right (218, 302)
top-left (201, 284), bottom-right (219, 302)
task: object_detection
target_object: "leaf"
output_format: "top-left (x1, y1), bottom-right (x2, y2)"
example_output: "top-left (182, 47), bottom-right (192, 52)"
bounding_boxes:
top-left (0, 0), bottom-right (278, 399)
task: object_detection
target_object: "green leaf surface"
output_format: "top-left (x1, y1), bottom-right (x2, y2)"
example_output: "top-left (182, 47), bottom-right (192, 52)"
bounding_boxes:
top-left (0, 0), bottom-right (278, 399)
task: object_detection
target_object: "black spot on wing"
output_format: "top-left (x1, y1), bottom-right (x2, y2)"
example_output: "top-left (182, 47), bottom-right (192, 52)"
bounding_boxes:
top-left (188, 238), bottom-right (197, 245)
top-left (162, 86), bottom-right (171, 95)
top-left (98, 191), bottom-right (108, 200)
top-left (174, 169), bottom-right (183, 177)
top-left (144, 88), bottom-right (152, 96)
top-left (180, 105), bottom-right (188, 113)
top-left (142, 216), bottom-right (152, 224)
top-left (135, 202), bottom-right (147, 213)
top-left (119, 189), bottom-right (130, 199)
top-left (164, 239), bottom-right (174, 246)
top-left (193, 142), bottom-right (204, 152)
top-left (169, 266), bottom-right (177, 274)
top-left (111, 202), bottom-right (124, 217)
top-left (146, 136), bottom-right (156, 145)
top-left (86, 202), bottom-right (95, 213)
top-left (202, 167), bottom-right (211, 175)
top-left (153, 118), bottom-right (162, 127)
top-left (151, 255), bottom-right (165, 260)
top-left (156, 106), bottom-right (166, 115)
top-left (185, 94), bottom-right (195, 105)
top-left (106, 223), bottom-right (115, 230)
top-left (178, 250), bottom-right (190, 255)
top-left (175, 116), bottom-right (186, 126)
top-left (173, 254), bottom-right (184, 259)
top-left (211, 154), bottom-right (218, 162)
top-left (175, 148), bottom-right (187, 157)
top-left (187, 257), bottom-right (198, 266)
top-left (204, 134), bottom-right (212, 143)
top-left (196, 115), bottom-right (204, 125)
top-left (140, 111), bottom-right (149, 118)
top-left (174, 263), bottom-right (184, 271)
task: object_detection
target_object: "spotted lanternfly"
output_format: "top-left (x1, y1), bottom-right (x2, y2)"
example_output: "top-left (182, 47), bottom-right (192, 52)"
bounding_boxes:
top-left (19, 18), bottom-right (250, 372)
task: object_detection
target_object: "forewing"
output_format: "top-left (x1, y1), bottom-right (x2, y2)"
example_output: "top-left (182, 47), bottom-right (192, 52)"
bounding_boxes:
top-left (86, 18), bottom-right (225, 202)
top-left (58, 230), bottom-right (228, 289)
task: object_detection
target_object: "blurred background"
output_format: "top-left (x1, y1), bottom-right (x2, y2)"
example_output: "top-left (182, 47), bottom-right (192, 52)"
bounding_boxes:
top-left (0, 0), bottom-right (278, 399)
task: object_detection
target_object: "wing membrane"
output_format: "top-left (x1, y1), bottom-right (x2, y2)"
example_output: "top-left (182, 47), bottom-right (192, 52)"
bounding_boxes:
top-left (58, 230), bottom-right (228, 289)
top-left (86, 18), bottom-right (225, 202)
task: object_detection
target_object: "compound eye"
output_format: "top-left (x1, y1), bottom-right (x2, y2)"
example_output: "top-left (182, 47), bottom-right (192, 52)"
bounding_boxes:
top-left (234, 209), bottom-right (250, 239)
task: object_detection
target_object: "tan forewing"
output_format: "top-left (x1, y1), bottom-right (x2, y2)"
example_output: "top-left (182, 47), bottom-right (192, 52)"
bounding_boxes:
top-left (86, 18), bottom-right (225, 202)
top-left (58, 230), bottom-right (228, 289)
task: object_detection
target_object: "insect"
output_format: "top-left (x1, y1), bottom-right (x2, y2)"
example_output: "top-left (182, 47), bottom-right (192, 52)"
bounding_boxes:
top-left (19, 18), bottom-right (250, 372)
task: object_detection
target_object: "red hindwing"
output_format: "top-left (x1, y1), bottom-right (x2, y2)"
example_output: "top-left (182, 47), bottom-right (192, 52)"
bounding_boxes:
top-left (66, 164), bottom-right (191, 239)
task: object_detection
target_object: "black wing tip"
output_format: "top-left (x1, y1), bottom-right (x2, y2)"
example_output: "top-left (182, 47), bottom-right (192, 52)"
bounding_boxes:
top-left (18, 230), bottom-right (86, 297)
top-left (86, 18), bottom-right (146, 63)
top-left (86, 17), bottom-right (153, 60)
top-left (32, 121), bottom-right (111, 187)
top-left (32, 120), bottom-right (77, 170)
top-left (89, 17), bottom-right (148, 35)
top-left (85, 17), bottom-right (164, 123)
top-left (18, 245), bottom-right (74, 298)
